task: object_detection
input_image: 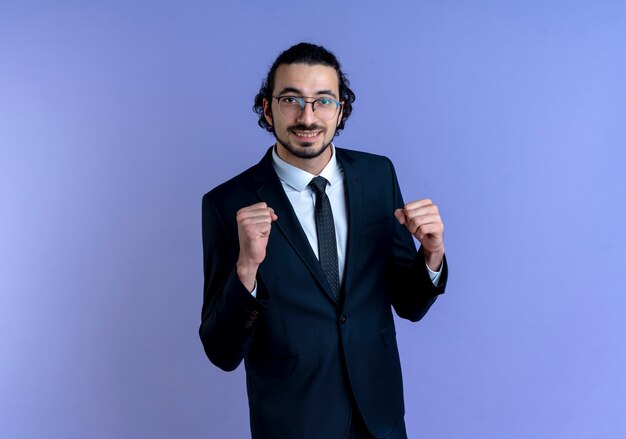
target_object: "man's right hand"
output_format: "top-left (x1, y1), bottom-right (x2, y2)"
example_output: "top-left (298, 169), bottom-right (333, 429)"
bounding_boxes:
top-left (236, 202), bottom-right (278, 292)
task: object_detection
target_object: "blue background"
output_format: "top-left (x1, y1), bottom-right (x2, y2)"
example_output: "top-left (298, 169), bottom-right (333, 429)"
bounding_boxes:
top-left (2, 1), bottom-right (625, 437)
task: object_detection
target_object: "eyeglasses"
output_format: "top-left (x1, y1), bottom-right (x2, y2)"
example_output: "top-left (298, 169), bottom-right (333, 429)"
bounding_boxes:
top-left (273, 96), bottom-right (342, 120)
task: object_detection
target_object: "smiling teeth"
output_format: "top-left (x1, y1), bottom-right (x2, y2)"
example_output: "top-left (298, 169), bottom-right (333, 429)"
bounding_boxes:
top-left (293, 131), bottom-right (319, 138)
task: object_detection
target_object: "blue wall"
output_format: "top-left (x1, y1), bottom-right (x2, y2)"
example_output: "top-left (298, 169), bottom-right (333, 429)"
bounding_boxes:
top-left (2, 1), bottom-right (625, 437)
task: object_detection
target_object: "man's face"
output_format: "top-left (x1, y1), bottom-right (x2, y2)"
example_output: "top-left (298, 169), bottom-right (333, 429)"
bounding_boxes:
top-left (263, 63), bottom-right (343, 169)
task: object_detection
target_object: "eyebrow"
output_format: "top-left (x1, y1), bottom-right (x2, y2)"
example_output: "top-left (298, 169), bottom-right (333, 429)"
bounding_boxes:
top-left (276, 87), bottom-right (338, 99)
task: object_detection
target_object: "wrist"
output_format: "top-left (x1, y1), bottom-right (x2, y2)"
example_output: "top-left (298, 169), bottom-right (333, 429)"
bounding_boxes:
top-left (236, 259), bottom-right (259, 292)
top-left (424, 247), bottom-right (444, 272)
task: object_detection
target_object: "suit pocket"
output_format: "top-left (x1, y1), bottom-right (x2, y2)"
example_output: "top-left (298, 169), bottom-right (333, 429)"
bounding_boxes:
top-left (246, 355), bottom-right (298, 378)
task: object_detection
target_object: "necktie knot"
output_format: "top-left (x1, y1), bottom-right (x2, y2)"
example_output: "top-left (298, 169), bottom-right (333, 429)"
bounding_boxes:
top-left (309, 176), bottom-right (328, 195)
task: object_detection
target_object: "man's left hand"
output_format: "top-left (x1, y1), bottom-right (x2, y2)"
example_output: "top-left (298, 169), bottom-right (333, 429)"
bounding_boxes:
top-left (394, 199), bottom-right (445, 271)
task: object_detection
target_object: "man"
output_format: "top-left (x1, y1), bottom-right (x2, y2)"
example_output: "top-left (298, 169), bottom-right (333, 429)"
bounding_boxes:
top-left (200, 42), bottom-right (448, 439)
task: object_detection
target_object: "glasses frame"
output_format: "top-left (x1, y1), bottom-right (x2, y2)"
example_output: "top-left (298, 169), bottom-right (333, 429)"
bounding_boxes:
top-left (272, 95), bottom-right (343, 120)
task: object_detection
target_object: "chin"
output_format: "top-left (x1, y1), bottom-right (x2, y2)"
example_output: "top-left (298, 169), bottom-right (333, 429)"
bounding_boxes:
top-left (277, 137), bottom-right (332, 160)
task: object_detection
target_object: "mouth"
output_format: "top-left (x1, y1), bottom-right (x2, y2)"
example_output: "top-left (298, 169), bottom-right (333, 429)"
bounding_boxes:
top-left (290, 130), bottom-right (323, 142)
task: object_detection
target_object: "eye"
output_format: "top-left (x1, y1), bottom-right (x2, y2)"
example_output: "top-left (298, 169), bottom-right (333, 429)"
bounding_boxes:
top-left (281, 96), bottom-right (300, 105)
top-left (317, 98), bottom-right (334, 107)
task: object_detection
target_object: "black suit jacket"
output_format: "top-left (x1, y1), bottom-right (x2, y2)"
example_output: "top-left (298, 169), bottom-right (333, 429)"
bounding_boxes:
top-left (200, 147), bottom-right (447, 439)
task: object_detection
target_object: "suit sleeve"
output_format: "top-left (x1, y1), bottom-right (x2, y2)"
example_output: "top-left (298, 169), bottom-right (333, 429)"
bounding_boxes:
top-left (386, 159), bottom-right (448, 322)
top-left (199, 193), bottom-right (267, 371)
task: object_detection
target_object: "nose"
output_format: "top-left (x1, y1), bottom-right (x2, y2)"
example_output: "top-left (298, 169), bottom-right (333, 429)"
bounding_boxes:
top-left (297, 101), bottom-right (317, 125)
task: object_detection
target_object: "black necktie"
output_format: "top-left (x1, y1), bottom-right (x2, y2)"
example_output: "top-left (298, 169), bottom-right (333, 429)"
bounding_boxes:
top-left (309, 176), bottom-right (340, 301)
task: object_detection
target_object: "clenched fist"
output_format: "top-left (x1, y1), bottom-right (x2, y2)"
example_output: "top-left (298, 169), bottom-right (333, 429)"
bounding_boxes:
top-left (236, 202), bottom-right (278, 291)
top-left (394, 199), bottom-right (445, 271)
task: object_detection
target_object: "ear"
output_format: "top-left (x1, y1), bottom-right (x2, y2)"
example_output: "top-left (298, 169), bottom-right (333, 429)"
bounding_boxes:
top-left (263, 98), bottom-right (273, 126)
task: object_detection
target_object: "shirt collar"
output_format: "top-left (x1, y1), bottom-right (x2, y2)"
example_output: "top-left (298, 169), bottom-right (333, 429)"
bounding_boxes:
top-left (271, 144), bottom-right (342, 192)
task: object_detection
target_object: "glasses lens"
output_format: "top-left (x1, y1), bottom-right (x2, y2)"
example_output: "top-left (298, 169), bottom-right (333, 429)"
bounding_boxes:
top-left (313, 98), bottom-right (339, 120)
top-left (277, 97), bottom-right (303, 118)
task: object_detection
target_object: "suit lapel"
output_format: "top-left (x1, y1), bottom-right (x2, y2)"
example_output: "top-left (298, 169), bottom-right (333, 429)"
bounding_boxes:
top-left (336, 149), bottom-right (362, 300)
top-left (254, 148), bottom-right (338, 301)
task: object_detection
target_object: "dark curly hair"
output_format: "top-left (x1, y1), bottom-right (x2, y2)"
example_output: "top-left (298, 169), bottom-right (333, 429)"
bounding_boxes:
top-left (253, 42), bottom-right (356, 135)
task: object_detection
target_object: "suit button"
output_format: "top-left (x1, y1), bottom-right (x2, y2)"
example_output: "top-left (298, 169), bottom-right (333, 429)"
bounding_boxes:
top-left (340, 315), bottom-right (347, 324)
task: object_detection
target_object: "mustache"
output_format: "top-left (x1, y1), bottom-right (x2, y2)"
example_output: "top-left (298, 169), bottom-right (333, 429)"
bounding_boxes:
top-left (288, 124), bottom-right (325, 132)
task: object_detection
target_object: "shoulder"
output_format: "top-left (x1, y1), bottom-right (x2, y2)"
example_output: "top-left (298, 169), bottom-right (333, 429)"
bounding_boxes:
top-left (202, 156), bottom-right (269, 220)
top-left (335, 146), bottom-right (390, 163)
top-left (203, 147), bottom-right (274, 203)
top-left (204, 163), bottom-right (258, 202)
top-left (335, 146), bottom-right (396, 175)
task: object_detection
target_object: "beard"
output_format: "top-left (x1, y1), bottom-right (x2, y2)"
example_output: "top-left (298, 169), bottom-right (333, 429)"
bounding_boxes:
top-left (273, 123), bottom-right (334, 160)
